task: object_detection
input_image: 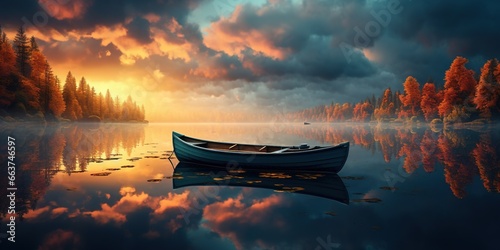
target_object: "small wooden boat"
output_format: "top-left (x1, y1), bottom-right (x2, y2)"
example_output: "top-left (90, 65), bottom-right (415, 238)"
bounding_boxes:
top-left (173, 162), bottom-right (349, 204)
top-left (304, 122), bottom-right (311, 125)
top-left (172, 131), bottom-right (349, 172)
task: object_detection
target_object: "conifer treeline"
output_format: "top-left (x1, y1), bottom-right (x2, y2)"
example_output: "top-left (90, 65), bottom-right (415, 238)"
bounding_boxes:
top-left (288, 56), bottom-right (500, 124)
top-left (0, 26), bottom-right (146, 122)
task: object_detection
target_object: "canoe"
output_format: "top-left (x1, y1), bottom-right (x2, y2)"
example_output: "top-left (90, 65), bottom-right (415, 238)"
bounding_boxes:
top-left (173, 162), bottom-right (349, 204)
top-left (172, 131), bottom-right (349, 172)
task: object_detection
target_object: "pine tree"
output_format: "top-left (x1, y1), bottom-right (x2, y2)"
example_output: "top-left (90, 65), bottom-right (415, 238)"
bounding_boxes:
top-left (30, 36), bottom-right (39, 52)
top-left (48, 71), bottom-right (65, 116)
top-left (62, 72), bottom-right (82, 120)
top-left (77, 77), bottom-right (88, 117)
top-left (104, 89), bottom-right (113, 119)
top-left (13, 26), bottom-right (31, 77)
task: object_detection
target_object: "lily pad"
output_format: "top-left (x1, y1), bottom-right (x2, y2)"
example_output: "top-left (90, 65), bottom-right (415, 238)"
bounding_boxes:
top-left (147, 179), bottom-right (162, 183)
top-left (91, 172), bottom-right (112, 176)
top-left (380, 186), bottom-right (397, 191)
top-left (342, 176), bottom-right (365, 180)
top-left (351, 198), bottom-right (382, 203)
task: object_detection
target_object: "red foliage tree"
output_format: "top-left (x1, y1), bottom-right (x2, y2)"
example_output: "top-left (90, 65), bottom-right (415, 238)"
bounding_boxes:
top-left (438, 56), bottom-right (477, 118)
top-left (473, 59), bottom-right (500, 118)
top-left (420, 83), bottom-right (440, 121)
top-left (374, 88), bottom-right (394, 120)
top-left (399, 76), bottom-right (421, 118)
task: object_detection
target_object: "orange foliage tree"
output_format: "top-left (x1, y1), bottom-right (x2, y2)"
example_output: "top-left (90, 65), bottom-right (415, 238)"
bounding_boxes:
top-left (0, 28), bottom-right (17, 107)
top-left (438, 56), bottom-right (477, 120)
top-left (399, 76), bottom-right (421, 118)
top-left (420, 82), bottom-right (440, 121)
top-left (374, 88), bottom-right (394, 121)
top-left (473, 59), bottom-right (500, 118)
top-left (353, 100), bottom-right (373, 121)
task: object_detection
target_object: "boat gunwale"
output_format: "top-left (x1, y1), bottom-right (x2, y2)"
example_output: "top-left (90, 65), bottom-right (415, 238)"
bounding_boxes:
top-left (173, 131), bottom-right (349, 156)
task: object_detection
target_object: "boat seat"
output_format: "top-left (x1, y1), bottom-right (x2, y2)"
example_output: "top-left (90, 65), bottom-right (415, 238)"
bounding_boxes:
top-left (271, 148), bottom-right (289, 154)
top-left (190, 142), bottom-right (207, 147)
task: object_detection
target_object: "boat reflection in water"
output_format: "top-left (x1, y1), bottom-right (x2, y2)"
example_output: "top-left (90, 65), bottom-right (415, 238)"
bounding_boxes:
top-left (173, 161), bottom-right (349, 204)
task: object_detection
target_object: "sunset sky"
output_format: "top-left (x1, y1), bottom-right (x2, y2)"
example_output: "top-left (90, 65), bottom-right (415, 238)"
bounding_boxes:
top-left (1, 0), bottom-right (499, 122)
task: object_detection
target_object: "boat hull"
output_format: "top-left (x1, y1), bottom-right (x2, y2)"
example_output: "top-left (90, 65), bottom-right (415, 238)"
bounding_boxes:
top-left (172, 132), bottom-right (349, 172)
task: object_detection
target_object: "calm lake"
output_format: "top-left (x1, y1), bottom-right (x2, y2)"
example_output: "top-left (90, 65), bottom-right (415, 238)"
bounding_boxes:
top-left (1, 122), bottom-right (500, 250)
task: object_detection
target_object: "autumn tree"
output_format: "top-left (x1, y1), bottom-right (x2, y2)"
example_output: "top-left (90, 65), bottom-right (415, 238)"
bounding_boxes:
top-left (13, 26), bottom-right (31, 77)
top-left (374, 88), bottom-right (394, 121)
top-left (399, 76), bottom-right (421, 118)
top-left (473, 58), bottom-right (500, 118)
top-left (438, 56), bottom-right (477, 121)
top-left (353, 100), bottom-right (373, 122)
top-left (420, 82), bottom-right (440, 121)
top-left (0, 26), bottom-right (16, 77)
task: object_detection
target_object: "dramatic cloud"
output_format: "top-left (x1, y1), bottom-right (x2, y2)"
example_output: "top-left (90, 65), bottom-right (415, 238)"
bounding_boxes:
top-left (1, 0), bottom-right (499, 121)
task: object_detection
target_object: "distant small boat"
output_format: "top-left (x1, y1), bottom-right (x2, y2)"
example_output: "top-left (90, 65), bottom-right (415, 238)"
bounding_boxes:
top-left (172, 131), bottom-right (349, 172)
top-left (173, 162), bottom-right (349, 204)
top-left (304, 122), bottom-right (311, 125)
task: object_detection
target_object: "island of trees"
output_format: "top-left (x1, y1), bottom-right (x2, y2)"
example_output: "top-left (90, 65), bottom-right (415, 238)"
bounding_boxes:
top-left (0, 26), bottom-right (146, 123)
top-left (288, 56), bottom-right (500, 125)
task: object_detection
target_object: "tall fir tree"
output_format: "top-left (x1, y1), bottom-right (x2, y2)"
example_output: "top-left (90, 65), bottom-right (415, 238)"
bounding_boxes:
top-left (13, 26), bottom-right (31, 77)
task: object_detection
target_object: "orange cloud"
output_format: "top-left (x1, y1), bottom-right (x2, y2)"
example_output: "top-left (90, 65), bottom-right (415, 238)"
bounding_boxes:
top-left (204, 6), bottom-right (290, 60)
top-left (51, 207), bottom-right (69, 218)
top-left (38, 0), bottom-right (89, 20)
top-left (84, 186), bottom-right (192, 225)
top-left (202, 194), bottom-right (285, 249)
top-left (24, 206), bottom-right (51, 220)
top-left (84, 203), bottom-right (127, 224)
top-left (154, 190), bottom-right (191, 214)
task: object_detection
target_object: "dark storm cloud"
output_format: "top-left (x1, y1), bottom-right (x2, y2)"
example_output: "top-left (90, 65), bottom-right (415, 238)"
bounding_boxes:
top-left (389, 0), bottom-right (500, 57)
top-left (0, 0), bottom-right (204, 33)
top-left (125, 16), bottom-right (152, 44)
top-left (367, 0), bottom-right (500, 85)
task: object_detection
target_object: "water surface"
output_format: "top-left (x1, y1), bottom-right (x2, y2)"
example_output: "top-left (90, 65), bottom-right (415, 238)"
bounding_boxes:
top-left (1, 123), bottom-right (499, 250)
